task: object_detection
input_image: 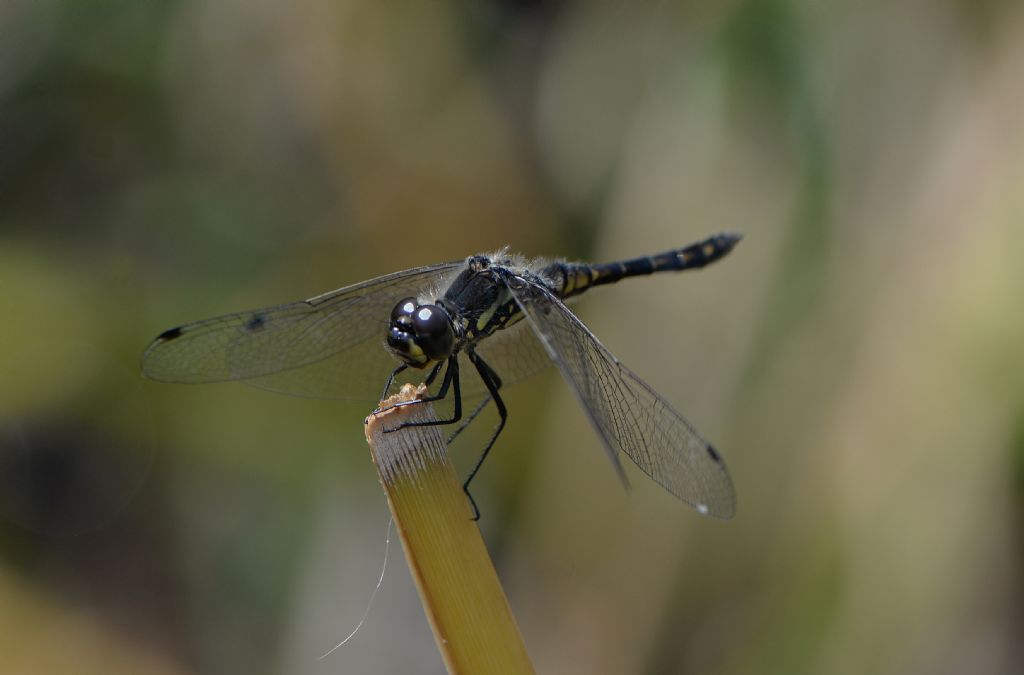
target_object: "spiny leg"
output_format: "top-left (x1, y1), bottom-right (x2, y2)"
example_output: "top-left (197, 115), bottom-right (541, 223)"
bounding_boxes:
top-left (462, 353), bottom-right (506, 521)
top-left (374, 360), bottom-right (442, 415)
top-left (378, 363), bottom-right (408, 403)
top-left (423, 360), bottom-right (445, 387)
top-left (385, 354), bottom-right (462, 431)
top-left (447, 395), bottom-right (493, 445)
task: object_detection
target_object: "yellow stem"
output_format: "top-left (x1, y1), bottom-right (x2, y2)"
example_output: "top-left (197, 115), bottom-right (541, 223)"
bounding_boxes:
top-left (364, 383), bottom-right (534, 675)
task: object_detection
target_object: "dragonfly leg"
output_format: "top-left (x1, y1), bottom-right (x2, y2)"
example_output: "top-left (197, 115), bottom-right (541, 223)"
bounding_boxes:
top-left (385, 354), bottom-right (462, 429)
top-left (378, 363), bottom-right (408, 404)
top-left (446, 395), bottom-right (492, 445)
top-left (461, 353), bottom-right (506, 521)
top-left (423, 360), bottom-right (445, 387)
top-left (376, 359), bottom-right (441, 413)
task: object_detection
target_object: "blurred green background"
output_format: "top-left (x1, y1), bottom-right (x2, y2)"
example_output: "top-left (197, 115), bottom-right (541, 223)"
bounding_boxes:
top-left (2, 0), bottom-right (1023, 673)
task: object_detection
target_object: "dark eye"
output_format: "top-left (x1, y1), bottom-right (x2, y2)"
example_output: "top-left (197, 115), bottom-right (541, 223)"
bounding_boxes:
top-left (391, 297), bottom-right (417, 323)
top-left (413, 306), bottom-right (446, 337)
top-left (413, 305), bottom-right (454, 359)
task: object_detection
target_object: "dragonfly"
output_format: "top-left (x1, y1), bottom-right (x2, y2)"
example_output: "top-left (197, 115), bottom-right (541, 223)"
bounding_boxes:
top-left (142, 232), bottom-right (741, 519)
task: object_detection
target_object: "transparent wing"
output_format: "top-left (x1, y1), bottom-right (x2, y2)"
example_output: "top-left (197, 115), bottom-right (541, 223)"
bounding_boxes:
top-left (141, 262), bottom-right (464, 401)
top-left (237, 319), bottom-right (556, 402)
top-left (505, 278), bottom-right (736, 519)
top-left (462, 316), bottom-right (554, 390)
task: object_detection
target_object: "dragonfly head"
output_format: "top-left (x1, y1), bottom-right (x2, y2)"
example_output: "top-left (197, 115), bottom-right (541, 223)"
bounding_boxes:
top-left (386, 297), bottom-right (456, 368)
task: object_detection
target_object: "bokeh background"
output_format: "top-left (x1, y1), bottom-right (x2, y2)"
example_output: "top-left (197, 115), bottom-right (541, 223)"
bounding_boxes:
top-left (2, 0), bottom-right (1023, 673)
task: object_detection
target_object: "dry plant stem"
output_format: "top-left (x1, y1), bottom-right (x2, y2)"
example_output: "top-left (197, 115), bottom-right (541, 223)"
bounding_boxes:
top-left (365, 384), bottom-right (534, 675)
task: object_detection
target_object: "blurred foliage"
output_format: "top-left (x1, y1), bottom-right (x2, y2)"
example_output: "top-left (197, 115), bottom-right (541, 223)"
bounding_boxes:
top-left (2, 0), bottom-right (1023, 674)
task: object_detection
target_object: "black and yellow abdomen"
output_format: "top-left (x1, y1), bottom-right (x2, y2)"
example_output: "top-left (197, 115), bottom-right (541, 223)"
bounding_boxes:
top-left (546, 232), bottom-right (742, 300)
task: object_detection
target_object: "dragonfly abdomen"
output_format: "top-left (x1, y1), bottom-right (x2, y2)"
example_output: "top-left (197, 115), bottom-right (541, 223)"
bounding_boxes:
top-left (551, 232), bottom-right (742, 300)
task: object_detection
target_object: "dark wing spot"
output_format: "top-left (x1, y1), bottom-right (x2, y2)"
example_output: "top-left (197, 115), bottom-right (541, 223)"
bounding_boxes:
top-left (706, 443), bottom-right (723, 464)
top-left (244, 313), bottom-right (266, 332)
top-left (157, 326), bottom-right (184, 341)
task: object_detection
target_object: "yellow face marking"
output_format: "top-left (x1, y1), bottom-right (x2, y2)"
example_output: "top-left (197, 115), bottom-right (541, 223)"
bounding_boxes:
top-left (404, 343), bottom-right (428, 365)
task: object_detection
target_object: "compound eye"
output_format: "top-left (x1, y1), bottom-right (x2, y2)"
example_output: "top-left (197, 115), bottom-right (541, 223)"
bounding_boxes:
top-left (413, 305), bottom-right (454, 359)
top-left (413, 305), bottom-right (446, 337)
top-left (391, 297), bottom-right (417, 323)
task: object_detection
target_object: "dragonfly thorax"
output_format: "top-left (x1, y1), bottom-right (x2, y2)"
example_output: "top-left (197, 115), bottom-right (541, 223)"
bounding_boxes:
top-left (386, 297), bottom-right (457, 368)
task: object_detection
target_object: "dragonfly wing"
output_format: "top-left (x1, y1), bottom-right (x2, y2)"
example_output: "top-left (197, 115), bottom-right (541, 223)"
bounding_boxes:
top-left (504, 277), bottom-right (736, 519)
top-left (141, 262), bottom-right (463, 401)
top-left (457, 317), bottom-right (555, 398)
